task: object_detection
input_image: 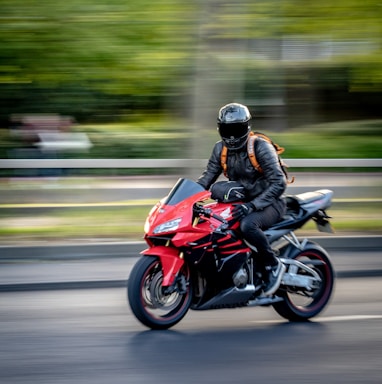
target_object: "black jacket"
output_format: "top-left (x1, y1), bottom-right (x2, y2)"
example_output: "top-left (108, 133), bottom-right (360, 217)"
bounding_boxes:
top-left (197, 137), bottom-right (287, 210)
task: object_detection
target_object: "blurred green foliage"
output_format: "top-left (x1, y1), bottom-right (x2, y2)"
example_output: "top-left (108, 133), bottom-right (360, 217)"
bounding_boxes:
top-left (271, 120), bottom-right (382, 159)
top-left (0, 0), bottom-right (197, 121)
top-left (1, 0), bottom-right (382, 126)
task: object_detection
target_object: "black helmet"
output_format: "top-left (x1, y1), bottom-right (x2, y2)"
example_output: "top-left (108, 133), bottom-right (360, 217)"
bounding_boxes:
top-left (217, 103), bottom-right (251, 150)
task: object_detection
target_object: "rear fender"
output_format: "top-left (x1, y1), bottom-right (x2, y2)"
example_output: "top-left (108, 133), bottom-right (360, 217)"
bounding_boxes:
top-left (141, 246), bottom-right (184, 286)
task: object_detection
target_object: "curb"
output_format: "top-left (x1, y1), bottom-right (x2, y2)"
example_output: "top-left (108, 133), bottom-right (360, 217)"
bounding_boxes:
top-left (0, 241), bottom-right (144, 262)
top-left (0, 235), bottom-right (381, 262)
top-left (0, 280), bottom-right (127, 292)
top-left (309, 235), bottom-right (382, 250)
top-left (1, 270), bottom-right (382, 293)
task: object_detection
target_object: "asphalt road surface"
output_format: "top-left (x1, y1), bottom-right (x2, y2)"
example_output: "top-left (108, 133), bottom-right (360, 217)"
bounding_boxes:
top-left (1, 277), bottom-right (381, 384)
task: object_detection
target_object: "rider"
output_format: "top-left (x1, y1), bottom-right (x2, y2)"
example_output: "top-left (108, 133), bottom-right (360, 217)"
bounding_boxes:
top-left (197, 103), bottom-right (287, 296)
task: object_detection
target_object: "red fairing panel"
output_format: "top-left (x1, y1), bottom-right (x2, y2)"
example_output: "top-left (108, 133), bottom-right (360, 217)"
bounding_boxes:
top-left (141, 246), bottom-right (184, 286)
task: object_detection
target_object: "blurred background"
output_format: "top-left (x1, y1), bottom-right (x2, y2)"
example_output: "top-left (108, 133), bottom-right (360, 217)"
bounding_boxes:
top-left (0, 0), bottom-right (381, 243)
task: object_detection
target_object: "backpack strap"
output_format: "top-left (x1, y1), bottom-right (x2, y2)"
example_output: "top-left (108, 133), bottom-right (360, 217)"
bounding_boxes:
top-left (247, 133), bottom-right (262, 172)
top-left (249, 132), bottom-right (295, 184)
top-left (221, 145), bottom-right (228, 177)
top-left (253, 131), bottom-right (285, 156)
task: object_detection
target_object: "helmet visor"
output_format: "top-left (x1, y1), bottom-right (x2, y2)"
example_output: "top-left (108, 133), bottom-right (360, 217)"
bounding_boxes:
top-left (219, 123), bottom-right (249, 139)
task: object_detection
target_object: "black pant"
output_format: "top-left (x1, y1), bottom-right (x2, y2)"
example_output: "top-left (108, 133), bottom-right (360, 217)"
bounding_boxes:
top-left (239, 198), bottom-right (286, 267)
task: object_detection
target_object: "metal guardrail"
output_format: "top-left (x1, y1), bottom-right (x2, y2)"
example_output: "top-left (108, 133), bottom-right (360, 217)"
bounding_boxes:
top-left (1, 158), bottom-right (382, 169)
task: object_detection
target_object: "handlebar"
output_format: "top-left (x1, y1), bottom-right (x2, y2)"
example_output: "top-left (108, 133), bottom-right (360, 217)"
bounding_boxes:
top-left (193, 204), bottom-right (228, 225)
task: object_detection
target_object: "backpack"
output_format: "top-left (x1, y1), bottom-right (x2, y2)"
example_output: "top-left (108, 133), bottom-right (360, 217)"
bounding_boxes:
top-left (220, 131), bottom-right (295, 184)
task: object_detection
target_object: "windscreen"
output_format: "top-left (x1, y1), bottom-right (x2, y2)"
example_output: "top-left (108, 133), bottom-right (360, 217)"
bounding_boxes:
top-left (162, 178), bottom-right (205, 206)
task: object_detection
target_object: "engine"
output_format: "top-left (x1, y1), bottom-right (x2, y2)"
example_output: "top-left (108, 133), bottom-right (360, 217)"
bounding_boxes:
top-left (232, 267), bottom-right (249, 288)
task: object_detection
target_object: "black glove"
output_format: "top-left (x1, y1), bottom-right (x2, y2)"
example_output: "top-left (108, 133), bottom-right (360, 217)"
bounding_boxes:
top-left (232, 203), bottom-right (254, 221)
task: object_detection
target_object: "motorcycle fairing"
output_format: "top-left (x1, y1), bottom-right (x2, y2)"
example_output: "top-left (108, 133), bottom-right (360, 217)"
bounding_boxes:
top-left (171, 231), bottom-right (213, 248)
top-left (141, 246), bottom-right (184, 286)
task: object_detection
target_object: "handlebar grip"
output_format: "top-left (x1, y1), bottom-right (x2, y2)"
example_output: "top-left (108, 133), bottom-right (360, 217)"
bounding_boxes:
top-left (194, 205), bottom-right (228, 224)
top-left (211, 213), bottom-right (227, 223)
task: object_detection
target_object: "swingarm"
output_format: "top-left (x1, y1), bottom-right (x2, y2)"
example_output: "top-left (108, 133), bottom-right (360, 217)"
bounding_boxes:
top-left (280, 258), bottom-right (322, 290)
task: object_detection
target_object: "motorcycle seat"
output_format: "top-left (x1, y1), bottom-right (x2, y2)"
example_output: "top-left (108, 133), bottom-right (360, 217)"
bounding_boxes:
top-left (288, 189), bottom-right (332, 207)
top-left (283, 189), bottom-right (332, 221)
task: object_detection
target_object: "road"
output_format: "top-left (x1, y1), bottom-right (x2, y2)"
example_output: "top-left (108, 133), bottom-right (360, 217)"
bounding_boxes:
top-left (1, 277), bottom-right (381, 384)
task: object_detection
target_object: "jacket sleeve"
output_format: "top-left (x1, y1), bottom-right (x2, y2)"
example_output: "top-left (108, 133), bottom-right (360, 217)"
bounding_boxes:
top-left (197, 141), bottom-right (223, 190)
top-left (249, 139), bottom-right (287, 210)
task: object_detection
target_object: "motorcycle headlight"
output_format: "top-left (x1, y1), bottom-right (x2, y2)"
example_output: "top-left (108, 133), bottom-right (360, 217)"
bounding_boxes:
top-left (153, 218), bottom-right (182, 234)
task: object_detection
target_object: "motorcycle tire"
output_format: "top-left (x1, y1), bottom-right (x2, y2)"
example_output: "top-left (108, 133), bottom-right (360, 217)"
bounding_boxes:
top-left (272, 246), bottom-right (335, 321)
top-left (127, 255), bottom-right (192, 330)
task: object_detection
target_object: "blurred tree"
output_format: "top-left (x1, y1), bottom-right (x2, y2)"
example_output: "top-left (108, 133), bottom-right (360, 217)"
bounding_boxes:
top-left (0, 0), bottom-right (381, 126)
top-left (0, 0), bottom-right (197, 123)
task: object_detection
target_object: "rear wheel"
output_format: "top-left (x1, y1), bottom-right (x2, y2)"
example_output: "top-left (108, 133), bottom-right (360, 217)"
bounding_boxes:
top-left (272, 248), bottom-right (335, 321)
top-left (127, 256), bottom-right (192, 330)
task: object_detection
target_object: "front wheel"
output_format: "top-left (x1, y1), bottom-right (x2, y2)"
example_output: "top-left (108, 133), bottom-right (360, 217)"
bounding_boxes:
top-left (272, 247), bottom-right (335, 321)
top-left (127, 256), bottom-right (192, 330)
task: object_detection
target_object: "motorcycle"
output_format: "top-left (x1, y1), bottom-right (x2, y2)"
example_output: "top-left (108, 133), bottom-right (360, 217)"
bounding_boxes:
top-left (127, 178), bottom-right (335, 330)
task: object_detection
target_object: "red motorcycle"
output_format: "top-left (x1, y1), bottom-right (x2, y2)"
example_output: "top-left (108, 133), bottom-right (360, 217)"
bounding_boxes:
top-left (127, 178), bottom-right (335, 330)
